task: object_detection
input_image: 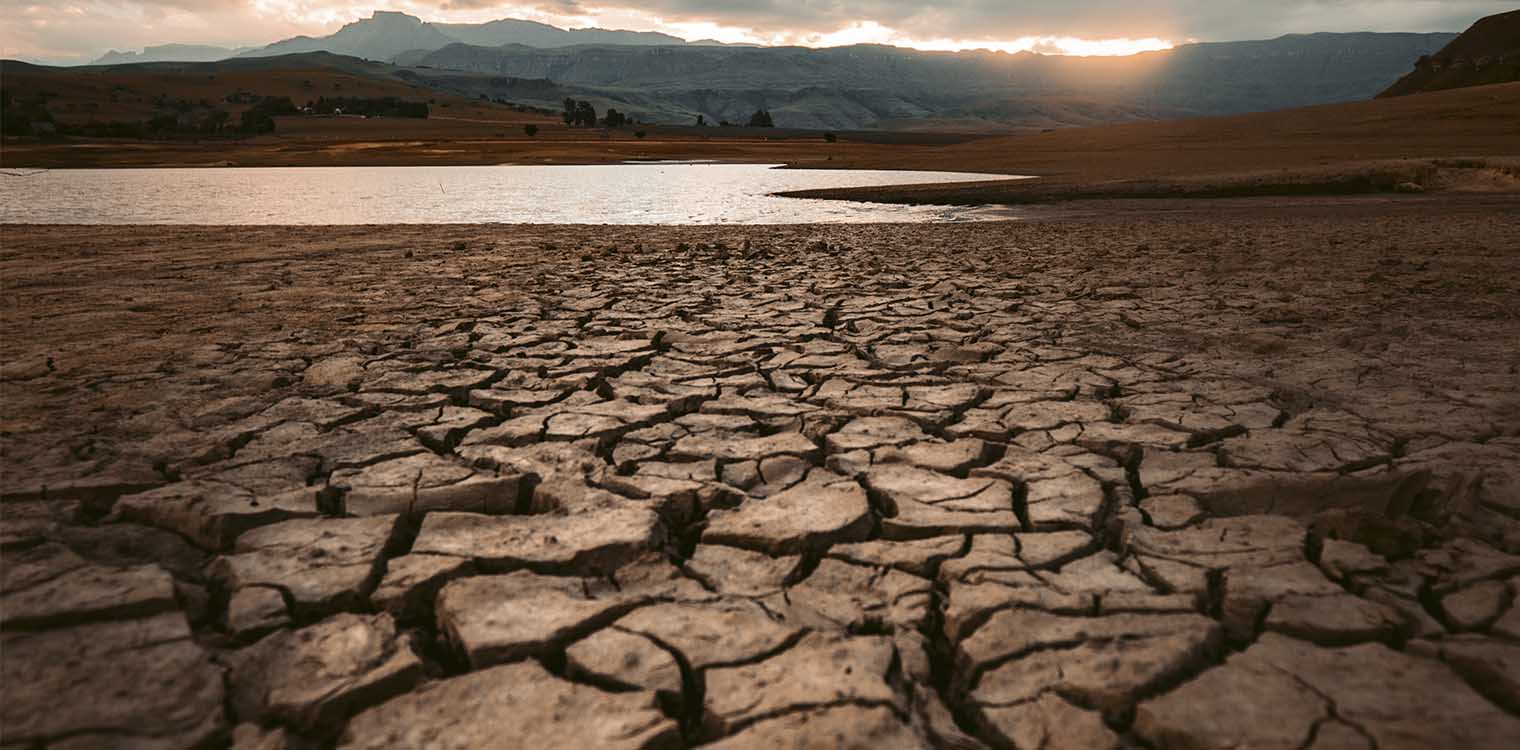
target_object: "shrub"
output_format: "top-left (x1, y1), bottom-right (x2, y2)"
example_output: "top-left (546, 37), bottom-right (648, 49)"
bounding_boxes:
top-left (524, 124), bottom-right (539, 137)
top-left (634, 130), bottom-right (647, 139)
top-left (824, 132), bottom-right (837, 143)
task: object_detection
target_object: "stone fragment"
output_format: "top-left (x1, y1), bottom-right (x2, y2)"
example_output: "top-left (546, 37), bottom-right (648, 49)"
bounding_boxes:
top-left (683, 544), bottom-right (800, 596)
top-left (1441, 580), bottom-right (1512, 630)
top-left (1221, 561), bottom-right (1343, 641)
top-left (411, 508), bottom-right (663, 574)
top-left (208, 514), bottom-right (400, 617)
top-left (865, 464), bottom-right (1020, 539)
top-left (1, 543), bottom-right (178, 630)
top-left (1139, 493), bottom-right (1205, 529)
top-left (698, 706), bottom-right (929, 749)
top-left (772, 558), bottom-right (934, 630)
top-left (1136, 633), bottom-right (1520, 750)
top-left (329, 453), bottom-right (520, 517)
top-left (615, 599), bottom-right (803, 669)
top-left (371, 554), bottom-right (474, 621)
top-left (828, 536), bottom-right (966, 577)
top-left (1429, 636), bottom-right (1520, 714)
top-left (1263, 593), bottom-right (1406, 646)
top-left (339, 661), bottom-right (680, 750)
top-left (437, 571), bottom-right (648, 668)
top-left (225, 585), bottom-right (291, 639)
top-left (974, 693), bottom-right (1120, 750)
top-left (228, 613), bottom-right (422, 732)
top-left (964, 611), bottom-right (1222, 712)
top-left (703, 633), bottom-right (902, 737)
top-left (702, 474), bottom-right (872, 554)
top-left (566, 628), bottom-right (684, 701)
top-left (1, 612), bottom-right (226, 749)
top-left (113, 480), bottom-right (318, 550)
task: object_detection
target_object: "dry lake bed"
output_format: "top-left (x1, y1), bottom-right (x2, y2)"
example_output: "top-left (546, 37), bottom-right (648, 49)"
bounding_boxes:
top-left (3, 196), bottom-right (1519, 748)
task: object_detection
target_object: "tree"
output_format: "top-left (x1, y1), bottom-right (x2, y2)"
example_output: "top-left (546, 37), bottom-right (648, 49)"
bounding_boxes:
top-left (239, 109), bottom-right (275, 135)
top-left (747, 109), bottom-right (775, 127)
top-left (562, 98), bottom-right (576, 126)
top-left (574, 100), bottom-right (596, 128)
top-left (695, 114), bottom-right (706, 127)
top-left (634, 130), bottom-right (647, 139)
top-left (523, 124), bottom-right (539, 137)
top-left (824, 132), bottom-right (838, 143)
top-left (199, 110), bottom-right (230, 135)
top-left (603, 108), bottom-right (626, 128)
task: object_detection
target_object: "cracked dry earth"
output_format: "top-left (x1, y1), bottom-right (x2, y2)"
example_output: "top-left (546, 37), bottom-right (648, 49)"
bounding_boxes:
top-left (3, 206), bottom-right (1520, 750)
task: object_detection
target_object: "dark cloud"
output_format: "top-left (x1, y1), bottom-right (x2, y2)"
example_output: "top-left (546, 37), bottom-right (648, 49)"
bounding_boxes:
top-left (584, 0), bottom-right (1510, 41)
top-left (4, 1), bottom-right (1510, 65)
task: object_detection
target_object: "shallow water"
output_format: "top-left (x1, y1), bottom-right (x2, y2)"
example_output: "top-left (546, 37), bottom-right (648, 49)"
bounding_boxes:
top-left (0, 164), bottom-right (1021, 225)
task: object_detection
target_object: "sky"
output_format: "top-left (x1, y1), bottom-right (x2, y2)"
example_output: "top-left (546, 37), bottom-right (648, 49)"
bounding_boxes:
top-left (3, 0), bottom-right (1510, 64)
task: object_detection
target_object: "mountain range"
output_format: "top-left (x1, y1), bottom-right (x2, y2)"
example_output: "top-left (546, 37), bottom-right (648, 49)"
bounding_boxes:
top-left (396, 32), bottom-right (1454, 129)
top-left (67, 9), bottom-right (1489, 130)
top-left (91, 11), bottom-right (706, 65)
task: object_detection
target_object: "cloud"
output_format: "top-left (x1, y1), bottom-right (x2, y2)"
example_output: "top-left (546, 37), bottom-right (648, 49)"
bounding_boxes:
top-left (2, 0), bottom-right (1509, 65)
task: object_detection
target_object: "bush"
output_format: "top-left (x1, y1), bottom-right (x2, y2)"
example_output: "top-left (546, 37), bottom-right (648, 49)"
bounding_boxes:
top-left (634, 130), bottom-right (647, 139)
top-left (824, 132), bottom-right (837, 143)
top-left (524, 124), bottom-right (539, 136)
top-left (239, 110), bottom-right (276, 134)
top-left (747, 109), bottom-right (775, 127)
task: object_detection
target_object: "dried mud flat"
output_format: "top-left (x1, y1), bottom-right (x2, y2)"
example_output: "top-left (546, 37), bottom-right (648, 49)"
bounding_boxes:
top-left (3, 198), bottom-right (1520, 749)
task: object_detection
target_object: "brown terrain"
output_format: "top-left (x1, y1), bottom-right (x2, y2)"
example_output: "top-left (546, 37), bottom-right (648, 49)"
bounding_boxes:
top-left (4, 196), bottom-right (1520, 747)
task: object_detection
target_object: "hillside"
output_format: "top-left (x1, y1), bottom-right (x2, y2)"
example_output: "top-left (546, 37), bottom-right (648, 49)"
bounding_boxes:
top-left (399, 32), bottom-right (1455, 129)
top-left (784, 82), bottom-right (1520, 204)
top-left (1380, 9), bottom-right (1520, 97)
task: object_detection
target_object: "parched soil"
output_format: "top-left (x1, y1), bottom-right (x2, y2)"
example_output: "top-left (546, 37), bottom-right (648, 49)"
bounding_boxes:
top-left (3, 198), bottom-right (1520, 748)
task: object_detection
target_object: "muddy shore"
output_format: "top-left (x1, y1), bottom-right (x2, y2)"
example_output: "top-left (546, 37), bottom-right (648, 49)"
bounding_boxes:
top-left (3, 198), bottom-right (1519, 748)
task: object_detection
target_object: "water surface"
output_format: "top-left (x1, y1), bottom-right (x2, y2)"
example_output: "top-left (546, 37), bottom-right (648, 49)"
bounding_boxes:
top-left (0, 164), bottom-right (1021, 224)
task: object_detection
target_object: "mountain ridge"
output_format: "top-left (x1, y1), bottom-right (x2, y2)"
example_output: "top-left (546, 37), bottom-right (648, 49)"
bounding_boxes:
top-left (1379, 9), bottom-right (1520, 97)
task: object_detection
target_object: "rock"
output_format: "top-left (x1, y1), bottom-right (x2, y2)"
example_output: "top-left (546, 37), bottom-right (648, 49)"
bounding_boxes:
top-left (231, 723), bottom-right (311, 750)
top-left (963, 611), bottom-right (1222, 713)
top-left (954, 608), bottom-right (1221, 697)
top-left (228, 613), bottom-right (422, 732)
top-left (1, 612), bottom-right (226, 748)
top-left (974, 692), bottom-right (1121, 750)
top-left (1430, 636), bottom-right (1520, 714)
top-left (1263, 593), bottom-right (1406, 646)
top-left (972, 448), bottom-right (1107, 530)
top-left (864, 464), bottom-right (1021, 539)
top-left (1139, 493), bottom-right (1206, 529)
top-left (615, 599), bottom-right (804, 669)
top-left (566, 627), bottom-right (684, 701)
top-left (1221, 561), bottom-right (1343, 641)
top-left (339, 661), bottom-right (680, 749)
top-left (682, 544), bottom-right (800, 596)
top-left (1134, 633), bottom-right (1520, 750)
top-left (828, 535), bottom-right (966, 577)
top-left (436, 571), bottom-right (648, 668)
top-left (225, 585), bottom-right (290, 639)
top-left (770, 558), bottom-right (933, 630)
top-left (371, 554), bottom-right (474, 621)
top-left (703, 633), bottom-right (902, 737)
top-left (1, 543), bottom-right (178, 630)
top-left (1441, 579), bottom-right (1512, 630)
top-left (1318, 538), bottom-right (1389, 583)
top-left (329, 452), bottom-right (521, 517)
top-left (411, 508), bottom-right (664, 575)
top-left (1124, 515), bottom-right (1308, 569)
top-left (698, 705), bottom-right (930, 749)
top-left (702, 474), bottom-right (872, 554)
top-left (113, 480), bottom-right (319, 550)
top-left (207, 514), bottom-right (401, 618)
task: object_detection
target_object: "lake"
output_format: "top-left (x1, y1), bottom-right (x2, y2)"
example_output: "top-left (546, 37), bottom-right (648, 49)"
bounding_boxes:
top-left (0, 164), bottom-right (1021, 224)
